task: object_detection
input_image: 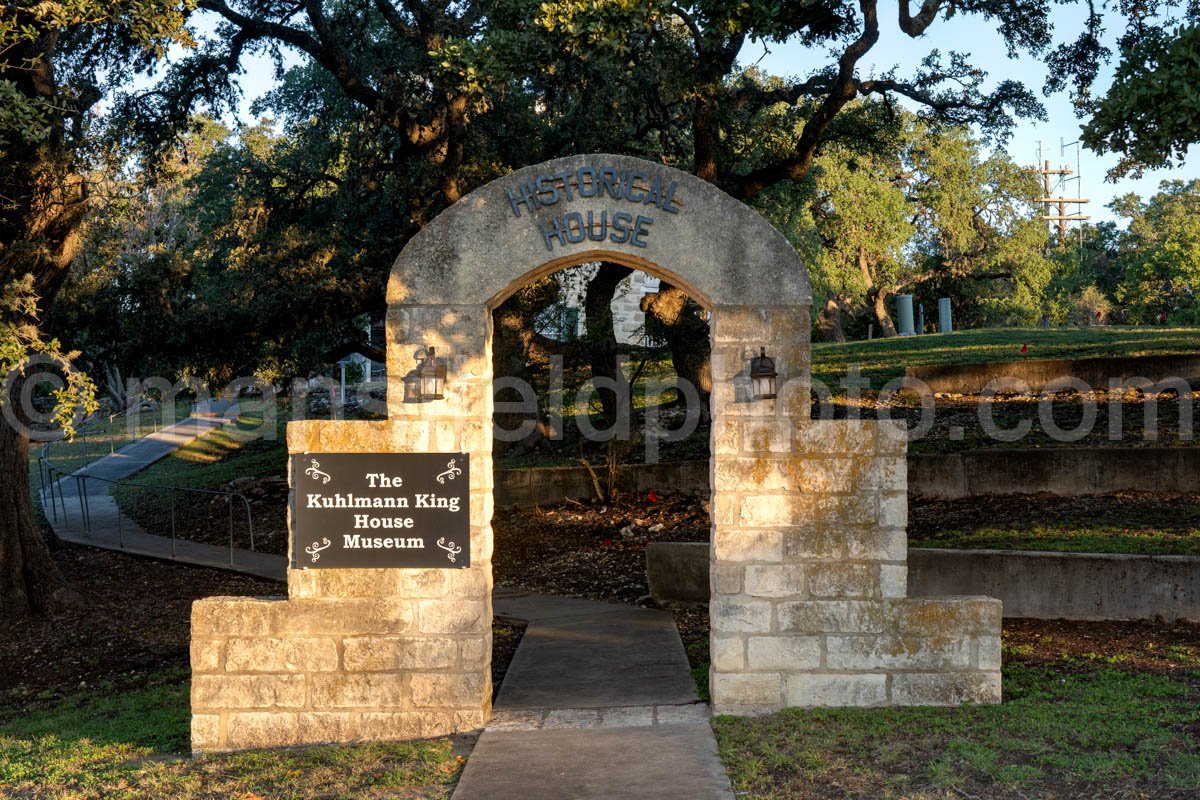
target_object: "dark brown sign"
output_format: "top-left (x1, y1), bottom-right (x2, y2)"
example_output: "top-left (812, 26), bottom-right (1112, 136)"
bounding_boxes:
top-left (290, 452), bottom-right (470, 569)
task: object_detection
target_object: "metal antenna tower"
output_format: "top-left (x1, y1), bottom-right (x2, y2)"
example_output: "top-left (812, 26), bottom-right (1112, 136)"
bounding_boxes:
top-left (1035, 139), bottom-right (1090, 245)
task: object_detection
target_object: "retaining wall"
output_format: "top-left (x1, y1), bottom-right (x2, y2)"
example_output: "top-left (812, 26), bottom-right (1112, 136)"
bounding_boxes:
top-left (904, 353), bottom-right (1200, 395)
top-left (646, 543), bottom-right (1200, 622)
top-left (497, 447), bottom-right (1200, 505)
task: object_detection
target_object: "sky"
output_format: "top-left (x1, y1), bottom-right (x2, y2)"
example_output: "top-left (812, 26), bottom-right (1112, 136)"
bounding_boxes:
top-left (747, 5), bottom-right (1198, 226)
top-left (210, 4), bottom-right (1195, 228)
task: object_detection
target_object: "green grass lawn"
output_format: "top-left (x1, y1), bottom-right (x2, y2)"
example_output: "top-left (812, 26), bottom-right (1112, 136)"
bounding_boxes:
top-left (713, 663), bottom-right (1200, 799)
top-left (0, 671), bottom-right (465, 799)
top-left (910, 525), bottom-right (1200, 555)
top-left (812, 325), bottom-right (1200, 390)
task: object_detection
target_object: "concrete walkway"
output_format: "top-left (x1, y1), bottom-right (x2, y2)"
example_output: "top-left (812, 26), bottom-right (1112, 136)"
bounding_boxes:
top-left (453, 590), bottom-right (734, 800)
top-left (40, 406), bottom-right (286, 582)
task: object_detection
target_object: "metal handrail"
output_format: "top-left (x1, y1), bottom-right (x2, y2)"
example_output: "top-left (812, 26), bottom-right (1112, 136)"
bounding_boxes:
top-left (38, 461), bottom-right (257, 566)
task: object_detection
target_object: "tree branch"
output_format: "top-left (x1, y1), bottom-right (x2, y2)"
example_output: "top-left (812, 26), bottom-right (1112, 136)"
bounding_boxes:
top-left (898, 0), bottom-right (943, 36)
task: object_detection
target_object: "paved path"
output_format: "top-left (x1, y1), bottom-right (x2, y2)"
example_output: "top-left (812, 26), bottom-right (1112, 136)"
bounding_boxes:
top-left (40, 407), bottom-right (286, 582)
top-left (453, 590), bottom-right (734, 800)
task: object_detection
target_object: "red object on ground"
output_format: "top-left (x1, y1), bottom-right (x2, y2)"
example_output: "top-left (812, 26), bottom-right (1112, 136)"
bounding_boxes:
top-left (1020, 344), bottom-right (1029, 353)
top-left (647, 489), bottom-right (658, 503)
top-left (601, 538), bottom-right (613, 547)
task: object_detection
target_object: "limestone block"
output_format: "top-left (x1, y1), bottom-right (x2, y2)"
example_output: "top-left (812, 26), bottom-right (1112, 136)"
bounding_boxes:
top-left (807, 564), bottom-right (874, 599)
top-left (298, 711), bottom-right (360, 743)
top-left (878, 492), bottom-right (907, 528)
top-left (746, 636), bottom-right (821, 671)
top-left (225, 637), bottom-right (339, 673)
top-left (309, 673), bottom-right (407, 708)
top-left (191, 639), bottom-right (224, 673)
top-left (461, 635), bottom-right (490, 670)
top-left (192, 674), bottom-right (306, 710)
top-left (713, 306), bottom-right (771, 343)
top-left (357, 712), bottom-right (426, 740)
top-left (190, 714), bottom-right (220, 752)
top-left (711, 597), bottom-right (773, 633)
top-left (879, 565), bottom-right (908, 599)
top-left (410, 672), bottom-right (487, 708)
top-left (859, 456), bottom-right (907, 491)
top-left (192, 597), bottom-right (288, 638)
top-left (710, 494), bottom-right (740, 526)
top-left (890, 597), bottom-right (1002, 636)
top-left (744, 565), bottom-right (806, 598)
top-left (741, 421), bottom-right (792, 454)
top-left (713, 529), bottom-right (783, 563)
top-left (975, 635), bottom-right (1002, 671)
top-left (777, 601), bottom-right (886, 634)
top-left (783, 528), bottom-right (842, 561)
top-left (279, 599), bottom-right (415, 636)
top-left (712, 564), bottom-right (743, 595)
top-left (711, 636), bottom-right (746, 671)
top-left (225, 712), bottom-right (301, 750)
top-left (786, 673), bottom-right (887, 707)
top-left (891, 672), bottom-right (1001, 706)
top-left (844, 529), bottom-right (907, 561)
top-left (343, 636), bottom-right (458, 672)
top-left (711, 672), bottom-right (783, 711)
top-left (417, 599), bottom-right (486, 634)
top-left (712, 419), bottom-right (740, 456)
top-left (714, 459), bottom-right (788, 492)
top-left (825, 635), bottom-right (971, 670)
top-left (785, 457), bottom-right (854, 494)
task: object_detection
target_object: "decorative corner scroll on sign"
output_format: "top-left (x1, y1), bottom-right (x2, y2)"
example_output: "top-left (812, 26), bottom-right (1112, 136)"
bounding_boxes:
top-left (306, 537), bottom-right (331, 563)
top-left (305, 459), bottom-right (331, 484)
top-left (437, 537), bottom-right (462, 563)
top-left (436, 458), bottom-right (462, 484)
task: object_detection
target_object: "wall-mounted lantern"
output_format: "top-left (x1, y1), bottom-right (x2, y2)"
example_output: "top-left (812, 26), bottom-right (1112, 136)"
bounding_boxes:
top-left (404, 347), bottom-right (447, 402)
top-left (750, 347), bottom-right (777, 400)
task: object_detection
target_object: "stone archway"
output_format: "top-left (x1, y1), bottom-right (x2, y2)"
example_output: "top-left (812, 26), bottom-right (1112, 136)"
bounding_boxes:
top-left (190, 155), bottom-right (1000, 754)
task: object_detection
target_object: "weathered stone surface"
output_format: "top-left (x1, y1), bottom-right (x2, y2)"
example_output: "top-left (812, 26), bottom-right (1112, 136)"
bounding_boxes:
top-left (807, 564), bottom-right (874, 599)
top-left (343, 636), bottom-right (458, 672)
top-left (309, 673), bottom-right (407, 708)
top-left (891, 672), bottom-right (1002, 706)
top-left (786, 674), bottom-right (887, 707)
top-left (825, 635), bottom-right (971, 670)
top-left (410, 673), bottom-right (486, 708)
top-left (225, 637), bottom-right (339, 673)
top-left (711, 673), bottom-right (783, 711)
top-left (712, 597), bottom-right (773, 633)
top-left (777, 601), bottom-right (886, 634)
top-left (225, 712), bottom-right (301, 749)
top-left (744, 565), bottom-right (806, 598)
top-left (191, 714), bottom-right (220, 751)
top-left (192, 674), bottom-right (306, 709)
top-left (417, 599), bottom-right (486, 634)
top-left (745, 637), bottom-right (821, 670)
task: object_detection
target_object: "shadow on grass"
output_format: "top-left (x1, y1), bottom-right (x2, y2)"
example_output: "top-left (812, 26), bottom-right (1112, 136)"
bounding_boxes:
top-left (0, 670), bottom-right (466, 799)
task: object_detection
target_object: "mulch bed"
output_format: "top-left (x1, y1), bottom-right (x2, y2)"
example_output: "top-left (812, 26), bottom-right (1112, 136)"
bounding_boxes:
top-left (0, 536), bottom-right (526, 713)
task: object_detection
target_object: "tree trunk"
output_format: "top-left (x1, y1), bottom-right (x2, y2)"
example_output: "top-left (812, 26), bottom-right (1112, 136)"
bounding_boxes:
top-left (583, 263), bottom-right (633, 427)
top-left (859, 249), bottom-right (897, 338)
top-left (871, 289), bottom-right (898, 337)
top-left (0, 393), bottom-right (81, 617)
top-left (815, 297), bottom-right (847, 342)
top-left (0, 28), bottom-right (88, 616)
top-left (639, 284), bottom-right (711, 406)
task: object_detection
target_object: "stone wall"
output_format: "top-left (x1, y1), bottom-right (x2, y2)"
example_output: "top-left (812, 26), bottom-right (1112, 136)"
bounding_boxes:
top-left (709, 407), bottom-right (1000, 713)
top-left (905, 353), bottom-right (1200, 395)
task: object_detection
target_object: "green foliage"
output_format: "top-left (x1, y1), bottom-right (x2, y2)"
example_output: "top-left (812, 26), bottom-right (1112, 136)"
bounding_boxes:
top-left (1, 277), bottom-right (96, 438)
top-left (1083, 24), bottom-right (1200, 178)
top-left (1114, 180), bottom-right (1200, 325)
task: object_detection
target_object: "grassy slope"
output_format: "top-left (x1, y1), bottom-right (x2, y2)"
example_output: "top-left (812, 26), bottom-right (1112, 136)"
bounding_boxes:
top-left (812, 326), bottom-right (1200, 389)
top-left (0, 671), bottom-right (463, 799)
